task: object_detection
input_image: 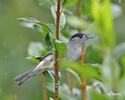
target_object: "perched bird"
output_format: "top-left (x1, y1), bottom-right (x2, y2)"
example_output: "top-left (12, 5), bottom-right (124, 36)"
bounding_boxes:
top-left (13, 33), bottom-right (93, 85)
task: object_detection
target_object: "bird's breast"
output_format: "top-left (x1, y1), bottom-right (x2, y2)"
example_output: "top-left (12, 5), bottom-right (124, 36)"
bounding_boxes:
top-left (66, 46), bottom-right (82, 60)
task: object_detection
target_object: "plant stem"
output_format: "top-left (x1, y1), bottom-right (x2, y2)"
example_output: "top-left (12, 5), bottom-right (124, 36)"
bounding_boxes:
top-left (55, 0), bottom-right (61, 99)
top-left (110, 52), bottom-right (118, 100)
top-left (77, 0), bottom-right (82, 33)
top-left (80, 49), bottom-right (86, 100)
top-left (40, 73), bottom-right (48, 100)
top-left (77, 0), bottom-right (87, 100)
top-left (66, 72), bottom-right (73, 96)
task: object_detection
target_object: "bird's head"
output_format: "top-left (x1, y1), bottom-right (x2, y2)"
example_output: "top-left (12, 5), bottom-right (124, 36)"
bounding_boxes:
top-left (69, 33), bottom-right (93, 47)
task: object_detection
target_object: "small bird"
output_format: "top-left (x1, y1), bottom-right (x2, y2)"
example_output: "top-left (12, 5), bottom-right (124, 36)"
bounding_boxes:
top-left (14, 33), bottom-right (93, 85)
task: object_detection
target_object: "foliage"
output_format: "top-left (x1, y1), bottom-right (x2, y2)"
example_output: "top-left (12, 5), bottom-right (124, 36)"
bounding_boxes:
top-left (15, 0), bottom-right (125, 100)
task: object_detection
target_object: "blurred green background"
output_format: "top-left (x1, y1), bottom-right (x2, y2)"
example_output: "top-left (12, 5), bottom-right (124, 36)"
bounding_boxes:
top-left (0, 0), bottom-right (125, 100)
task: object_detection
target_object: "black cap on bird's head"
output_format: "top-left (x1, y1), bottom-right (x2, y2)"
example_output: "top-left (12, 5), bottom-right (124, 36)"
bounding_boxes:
top-left (69, 33), bottom-right (94, 46)
top-left (70, 33), bottom-right (93, 41)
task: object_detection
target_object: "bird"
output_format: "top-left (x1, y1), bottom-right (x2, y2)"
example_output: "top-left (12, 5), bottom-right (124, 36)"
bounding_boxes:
top-left (13, 33), bottom-right (93, 85)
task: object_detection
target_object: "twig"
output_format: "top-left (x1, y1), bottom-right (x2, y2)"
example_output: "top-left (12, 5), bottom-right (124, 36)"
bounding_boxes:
top-left (77, 0), bottom-right (87, 100)
top-left (55, 0), bottom-right (61, 99)
top-left (40, 73), bottom-right (48, 100)
top-left (77, 0), bottom-right (82, 33)
top-left (80, 49), bottom-right (86, 100)
top-left (66, 72), bottom-right (73, 96)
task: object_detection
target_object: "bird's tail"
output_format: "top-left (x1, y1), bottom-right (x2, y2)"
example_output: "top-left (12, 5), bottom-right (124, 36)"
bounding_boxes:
top-left (13, 66), bottom-right (38, 86)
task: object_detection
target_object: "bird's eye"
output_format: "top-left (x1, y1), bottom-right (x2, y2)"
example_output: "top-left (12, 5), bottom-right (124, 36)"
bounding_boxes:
top-left (79, 34), bottom-right (83, 38)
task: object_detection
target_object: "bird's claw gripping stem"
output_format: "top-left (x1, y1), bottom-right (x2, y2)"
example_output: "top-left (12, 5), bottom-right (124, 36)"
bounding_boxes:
top-left (55, 81), bottom-right (60, 88)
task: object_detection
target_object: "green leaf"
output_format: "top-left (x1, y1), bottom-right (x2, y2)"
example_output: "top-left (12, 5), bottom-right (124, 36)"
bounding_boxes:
top-left (61, 31), bottom-right (71, 39)
top-left (36, 22), bottom-right (51, 33)
top-left (50, 0), bottom-right (55, 6)
top-left (18, 17), bottom-right (55, 36)
top-left (46, 23), bottom-right (56, 34)
top-left (81, 0), bottom-right (92, 15)
top-left (66, 68), bottom-right (81, 84)
top-left (102, 50), bottom-right (112, 92)
top-left (40, 49), bottom-right (51, 56)
top-left (36, 22), bottom-right (55, 38)
top-left (53, 39), bottom-right (67, 58)
top-left (67, 16), bottom-right (98, 32)
top-left (91, 0), bottom-right (115, 48)
top-left (17, 17), bottom-right (39, 23)
top-left (90, 89), bottom-right (110, 100)
top-left (51, 6), bottom-right (66, 29)
top-left (62, 0), bottom-right (78, 8)
top-left (33, 23), bottom-right (42, 33)
top-left (102, 50), bottom-right (120, 92)
top-left (28, 42), bottom-right (44, 56)
top-left (37, 0), bottom-right (51, 7)
top-left (49, 98), bottom-right (54, 100)
top-left (119, 54), bottom-right (125, 78)
top-left (60, 12), bottom-right (66, 29)
top-left (26, 56), bottom-right (40, 63)
top-left (60, 60), bottom-right (100, 79)
top-left (46, 83), bottom-right (80, 100)
top-left (45, 33), bottom-right (53, 49)
top-left (86, 47), bottom-right (103, 64)
top-left (114, 42), bottom-right (125, 60)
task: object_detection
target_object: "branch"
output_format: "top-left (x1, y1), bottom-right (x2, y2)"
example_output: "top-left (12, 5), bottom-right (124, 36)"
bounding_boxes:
top-left (80, 49), bottom-right (86, 100)
top-left (55, 0), bottom-right (61, 99)
top-left (40, 73), bottom-right (48, 100)
top-left (66, 72), bottom-right (73, 96)
top-left (77, 0), bottom-right (82, 33)
top-left (77, 0), bottom-right (87, 100)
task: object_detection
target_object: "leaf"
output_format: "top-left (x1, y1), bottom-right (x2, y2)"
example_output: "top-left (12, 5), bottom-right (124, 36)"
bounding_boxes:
top-left (46, 23), bottom-right (56, 34)
top-left (53, 39), bottom-right (67, 58)
top-left (37, 0), bottom-right (51, 7)
top-left (36, 22), bottom-right (52, 33)
top-left (26, 56), bottom-right (40, 63)
top-left (60, 12), bottom-right (66, 29)
top-left (62, 0), bottom-right (78, 8)
top-left (60, 60), bottom-right (100, 79)
top-left (40, 49), bottom-right (51, 56)
top-left (91, 0), bottom-right (115, 48)
top-left (81, 0), bottom-right (92, 15)
top-left (18, 17), bottom-right (55, 36)
top-left (17, 17), bottom-right (39, 23)
top-left (51, 6), bottom-right (66, 29)
top-left (49, 98), bottom-right (54, 100)
top-left (61, 31), bottom-right (71, 39)
top-left (46, 83), bottom-right (79, 100)
top-left (67, 16), bottom-right (98, 32)
top-left (20, 22), bottom-right (34, 29)
top-left (36, 22), bottom-right (55, 38)
top-left (111, 4), bottom-right (122, 19)
top-left (28, 42), bottom-right (44, 56)
top-left (102, 50), bottom-right (112, 92)
top-left (86, 47), bottom-right (103, 64)
top-left (90, 89), bottom-right (110, 100)
top-left (50, 0), bottom-right (55, 6)
top-left (33, 23), bottom-right (42, 33)
top-left (102, 49), bottom-right (120, 92)
top-left (45, 33), bottom-right (53, 49)
top-left (119, 54), bottom-right (125, 78)
top-left (66, 68), bottom-right (81, 84)
top-left (113, 42), bottom-right (125, 60)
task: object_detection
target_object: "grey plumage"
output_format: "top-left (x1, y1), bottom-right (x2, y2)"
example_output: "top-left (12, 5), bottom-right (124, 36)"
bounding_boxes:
top-left (14, 52), bottom-right (54, 85)
top-left (13, 33), bottom-right (93, 85)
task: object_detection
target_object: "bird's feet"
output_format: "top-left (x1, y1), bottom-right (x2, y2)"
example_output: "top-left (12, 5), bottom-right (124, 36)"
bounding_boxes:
top-left (55, 81), bottom-right (60, 88)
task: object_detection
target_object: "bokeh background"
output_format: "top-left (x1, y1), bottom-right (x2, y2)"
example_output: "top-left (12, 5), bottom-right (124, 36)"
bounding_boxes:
top-left (0, 0), bottom-right (125, 100)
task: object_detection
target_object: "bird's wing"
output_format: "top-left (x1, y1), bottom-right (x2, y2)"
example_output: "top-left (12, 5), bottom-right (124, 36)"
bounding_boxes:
top-left (33, 52), bottom-right (54, 72)
top-left (35, 52), bottom-right (53, 61)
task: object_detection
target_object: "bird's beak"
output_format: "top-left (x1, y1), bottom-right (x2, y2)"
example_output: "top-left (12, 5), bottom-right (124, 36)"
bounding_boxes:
top-left (86, 36), bottom-right (94, 39)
